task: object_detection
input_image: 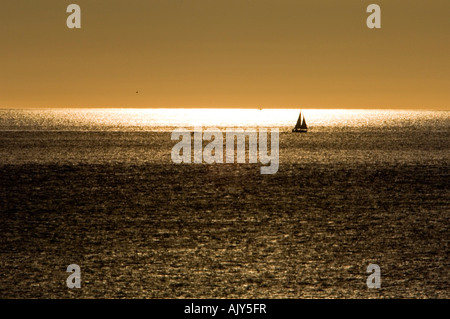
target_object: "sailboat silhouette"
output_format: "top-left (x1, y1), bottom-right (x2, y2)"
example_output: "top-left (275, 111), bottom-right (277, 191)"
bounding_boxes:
top-left (292, 111), bottom-right (308, 133)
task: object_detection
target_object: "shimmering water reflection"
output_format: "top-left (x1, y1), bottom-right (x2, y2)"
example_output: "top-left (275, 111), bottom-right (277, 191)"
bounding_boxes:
top-left (0, 109), bottom-right (448, 131)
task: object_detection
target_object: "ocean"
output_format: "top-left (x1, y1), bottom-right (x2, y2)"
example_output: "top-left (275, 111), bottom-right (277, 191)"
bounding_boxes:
top-left (0, 108), bottom-right (448, 298)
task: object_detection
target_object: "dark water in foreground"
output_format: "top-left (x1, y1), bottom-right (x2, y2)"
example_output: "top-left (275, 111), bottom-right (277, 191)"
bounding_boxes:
top-left (0, 109), bottom-right (448, 298)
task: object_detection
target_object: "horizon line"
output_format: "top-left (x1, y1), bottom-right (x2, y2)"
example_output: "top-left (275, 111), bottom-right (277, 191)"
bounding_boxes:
top-left (1, 106), bottom-right (449, 111)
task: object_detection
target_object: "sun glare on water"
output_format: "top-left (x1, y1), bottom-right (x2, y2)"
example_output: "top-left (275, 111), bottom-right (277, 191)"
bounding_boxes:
top-left (0, 108), bottom-right (446, 132)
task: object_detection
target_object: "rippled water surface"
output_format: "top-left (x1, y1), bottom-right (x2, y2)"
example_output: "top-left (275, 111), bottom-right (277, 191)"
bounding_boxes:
top-left (0, 109), bottom-right (448, 298)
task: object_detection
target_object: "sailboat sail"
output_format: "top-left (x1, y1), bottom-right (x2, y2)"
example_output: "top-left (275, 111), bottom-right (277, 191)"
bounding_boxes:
top-left (300, 114), bottom-right (307, 129)
top-left (293, 111), bottom-right (308, 132)
top-left (294, 114), bottom-right (302, 129)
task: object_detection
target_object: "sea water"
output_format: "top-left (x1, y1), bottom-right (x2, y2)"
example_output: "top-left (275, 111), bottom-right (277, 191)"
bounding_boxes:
top-left (0, 109), bottom-right (448, 298)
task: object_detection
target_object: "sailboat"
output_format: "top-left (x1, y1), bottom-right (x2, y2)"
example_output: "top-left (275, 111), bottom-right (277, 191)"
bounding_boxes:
top-left (292, 111), bottom-right (308, 133)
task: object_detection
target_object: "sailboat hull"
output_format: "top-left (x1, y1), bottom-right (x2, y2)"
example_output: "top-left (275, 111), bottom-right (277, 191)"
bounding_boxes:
top-left (292, 128), bottom-right (307, 133)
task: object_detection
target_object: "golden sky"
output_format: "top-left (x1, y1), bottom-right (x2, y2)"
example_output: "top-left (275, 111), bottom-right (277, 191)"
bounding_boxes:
top-left (1, 1), bottom-right (449, 109)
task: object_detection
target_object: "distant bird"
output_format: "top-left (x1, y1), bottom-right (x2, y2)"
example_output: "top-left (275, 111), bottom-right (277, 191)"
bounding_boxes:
top-left (136, 91), bottom-right (138, 94)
